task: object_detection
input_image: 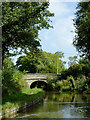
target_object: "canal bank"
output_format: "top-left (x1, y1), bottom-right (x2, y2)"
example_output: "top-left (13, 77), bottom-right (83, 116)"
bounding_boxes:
top-left (1, 88), bottom-right (44, 119)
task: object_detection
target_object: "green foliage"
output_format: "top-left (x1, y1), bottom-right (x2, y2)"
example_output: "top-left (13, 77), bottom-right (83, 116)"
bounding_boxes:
top-left (2, 2), bottom-right (54, 60)
top-left (66, 76), bottom-right (76, 88)
top-left (2, 58), bottom-right (27, 97)
top-left (46, 75), bottom-right (58, 90)
top-left (2, 87), bottom-right (44, 113)
top-left (0, 70), bottom-right (2, 84)
top-left (55, 51), bottom-right (64, 59)
top-left (55, 81), bottom-right (62, 91)
top-left (55, 79), bottom-right (72, 91)
top-left (61, 86), bottom-right (71, 91)
top-left (75, 75), bottom-right (87, 91)
top-left (61, 59), bottom-right (90, 79)
top-left (73, 2), bottom-right (90, 58)
top-left (68, 64), bottom-right (84, 78)
top-left (45, 58), bottom-right (90, 92)
top-left (2, 58), bottom-right (44, 113)
top-left (79, 58), bottom-right (90, 76)
top-left (60, 58), bottom-right (90, 92)
top-left (16, 51), bottom-right (65, 73)
top-left (16, 53), bottom-right (38, 73)
top-left (68, 56), bottom-right (78, 67)
top-left (46, 75), bottom-right (73, 91)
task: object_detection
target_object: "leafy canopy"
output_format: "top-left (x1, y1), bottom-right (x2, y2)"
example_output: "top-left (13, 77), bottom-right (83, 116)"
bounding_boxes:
top-left (2, 2), bottom-right (54, 59)
top-left (16, 51), bottom-right (65, 73)
top-left (73, 2), bottom-right (90, 58)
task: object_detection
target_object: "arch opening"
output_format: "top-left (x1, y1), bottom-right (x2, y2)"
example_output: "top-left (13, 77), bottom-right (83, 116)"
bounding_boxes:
top-left (30, 81), bottom-right (48, 90)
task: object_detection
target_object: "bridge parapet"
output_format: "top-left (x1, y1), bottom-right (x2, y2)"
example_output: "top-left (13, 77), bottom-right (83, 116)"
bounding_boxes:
top-left (23, 73), bottom-right (57, 80)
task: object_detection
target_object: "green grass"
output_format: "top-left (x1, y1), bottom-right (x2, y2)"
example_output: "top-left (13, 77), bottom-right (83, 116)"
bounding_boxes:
top-left (2, 87), bottom-right (44, 113)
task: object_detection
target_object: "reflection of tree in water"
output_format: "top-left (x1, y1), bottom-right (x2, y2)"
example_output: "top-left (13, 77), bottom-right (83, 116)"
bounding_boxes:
top-left (45, 92), bottom-right (76, 102)
top-left (17, 92), bottom-right (90, 118)
top-left (59, 93), bottom-right (75, 102)
top-left (71, 95), bottom-right (75, 102)
top-left (72, 94), bottom-right (90, 118)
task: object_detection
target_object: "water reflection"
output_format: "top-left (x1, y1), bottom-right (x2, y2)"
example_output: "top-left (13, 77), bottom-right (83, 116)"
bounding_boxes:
top-left (17, 92), bottom-right (90, 118)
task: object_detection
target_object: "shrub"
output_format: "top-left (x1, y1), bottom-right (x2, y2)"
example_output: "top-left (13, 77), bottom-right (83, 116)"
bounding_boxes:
top-left (62, 86), bottom-right (71, 91)
top-left (55, 81), bottom-right (63, 91)
top-left (75, 75), bottom-right (87, 91)
top-left (0, 70), bottom-right (2, 84)
top-left (66, 76), bottom-right (76, 88)
top-left (2, 58), bottom-right (27, 97)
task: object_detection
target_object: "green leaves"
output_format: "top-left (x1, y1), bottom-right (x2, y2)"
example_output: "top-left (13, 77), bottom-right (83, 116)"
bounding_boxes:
top-left (55, 51), bottom-right (64, 59)
top-left (16, 51), bottom-right (65, 73)
top-left (68, 56), bottom-right (78, 67)
top-left (73, 2), bottom-right (90, 58)
top-left (2, 58), bottom-right (27, 97)
top-left (2, 2), bottom-right (54, 60)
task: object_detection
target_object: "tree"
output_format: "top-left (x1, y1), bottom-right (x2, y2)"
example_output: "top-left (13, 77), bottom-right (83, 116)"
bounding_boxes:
top-left (68, 56), bottom-right (78, 67)
top-left (16, 51), bottom-right (65, 73)
top-left (2, 58), bottom-right (27, 96)
top-left (55, 51), bottom-right (64, 59)
top-left (16, 49), bottom-right (39, 73)
top-left (55, 51), bottom-right (64, 74)
top-left (73, 2), bottom-right (90, 58)
top-left (2, 2), bottom-right (54, 60)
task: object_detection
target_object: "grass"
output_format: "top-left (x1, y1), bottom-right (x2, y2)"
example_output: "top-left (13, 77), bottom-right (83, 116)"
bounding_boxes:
top-left (2, 87), bottom-right (44, 113)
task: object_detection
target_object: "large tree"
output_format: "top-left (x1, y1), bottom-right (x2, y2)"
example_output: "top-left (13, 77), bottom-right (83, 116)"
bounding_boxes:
top-left (73, 2), bottom-right (90, 58)
top-left (2, 2), bottom-right (54, 60)
top-left (16, 51), bottom-right (65, 73)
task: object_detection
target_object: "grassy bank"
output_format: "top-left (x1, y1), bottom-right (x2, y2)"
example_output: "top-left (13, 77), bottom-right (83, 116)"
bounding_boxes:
top-left (2, 87), bottom-right (44, 115)
top-left (1, 58), bottom-right (45, 118)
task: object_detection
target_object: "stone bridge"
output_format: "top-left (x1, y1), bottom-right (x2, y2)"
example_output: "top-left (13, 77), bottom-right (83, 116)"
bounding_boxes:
top-left (23, 73), bottom-right (58, 88)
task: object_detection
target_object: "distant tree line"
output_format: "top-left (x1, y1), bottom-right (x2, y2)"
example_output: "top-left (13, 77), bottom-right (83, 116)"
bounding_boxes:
top-left (16, 51), bottom-right (65, 73)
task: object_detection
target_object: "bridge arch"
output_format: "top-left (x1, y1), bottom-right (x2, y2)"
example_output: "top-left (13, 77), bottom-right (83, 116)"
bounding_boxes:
top-left (30, 80), bottom-right (48, 90)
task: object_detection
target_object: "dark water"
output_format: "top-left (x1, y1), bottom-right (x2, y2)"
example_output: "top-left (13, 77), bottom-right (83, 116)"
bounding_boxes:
top-left (17, 92), bottom-right (90, 118)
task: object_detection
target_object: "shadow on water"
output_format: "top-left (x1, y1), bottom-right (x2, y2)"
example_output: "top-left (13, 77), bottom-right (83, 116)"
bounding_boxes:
top-left (17, 92), bottom-right (90, 118)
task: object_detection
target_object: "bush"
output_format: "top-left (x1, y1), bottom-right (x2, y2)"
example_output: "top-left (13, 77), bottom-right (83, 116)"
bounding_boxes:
top-left (62, 86), bottom-right (71, 91)
top-left (2, 58), bottom-right (27, 97)
top-left (61, 58), bottom-right (90, 80)
top-left (66, 76), bottom-right (76, 88)
top-left (55, 81), bottom-right (63, 91)
top-left (0, 70), bottom-right (2, 84)
top-left (75, 75), bottom-right (88, 91)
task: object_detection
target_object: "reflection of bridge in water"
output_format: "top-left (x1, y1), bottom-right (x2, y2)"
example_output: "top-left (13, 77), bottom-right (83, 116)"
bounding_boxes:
top-left (23, 73), bottom-right (58, 88)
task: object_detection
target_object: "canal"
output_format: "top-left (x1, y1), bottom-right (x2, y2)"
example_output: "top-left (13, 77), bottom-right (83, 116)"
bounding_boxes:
top-left (17, 92), bottom-right (90, 118)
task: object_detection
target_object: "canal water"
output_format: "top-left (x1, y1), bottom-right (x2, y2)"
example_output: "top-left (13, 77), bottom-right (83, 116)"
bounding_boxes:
top-left (17, 92), bottom-right (90, 118)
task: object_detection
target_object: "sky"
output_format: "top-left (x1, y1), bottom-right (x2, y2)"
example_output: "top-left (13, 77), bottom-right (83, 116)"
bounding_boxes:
top-left (38, 2), bottom-right (78, 68)
top-left (12, 1), bottom-right (79, 68)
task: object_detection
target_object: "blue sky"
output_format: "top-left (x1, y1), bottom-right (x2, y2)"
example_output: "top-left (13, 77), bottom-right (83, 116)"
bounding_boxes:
top-left (12, 2), bottom-right (78, 68)
top-left (39, 2), bottom-right (78, 68)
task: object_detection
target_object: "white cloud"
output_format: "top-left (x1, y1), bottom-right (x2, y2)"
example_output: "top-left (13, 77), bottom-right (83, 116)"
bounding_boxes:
top-left (39, 2), bottom-right (78, 67)
top-left (49, 2), bottom-right (70, 17)
top-left (48, 2), bottom-right (76, 47)
top-left (46, 16), bottom-right (75, 47)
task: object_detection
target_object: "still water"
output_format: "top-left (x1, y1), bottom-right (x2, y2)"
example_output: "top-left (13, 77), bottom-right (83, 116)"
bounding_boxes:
top-left (17, 92), bottom-right (90, 118)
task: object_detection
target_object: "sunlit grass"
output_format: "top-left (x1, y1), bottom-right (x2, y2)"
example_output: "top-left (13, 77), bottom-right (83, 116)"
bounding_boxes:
top-left (2, 87), bottom-right (44, 113)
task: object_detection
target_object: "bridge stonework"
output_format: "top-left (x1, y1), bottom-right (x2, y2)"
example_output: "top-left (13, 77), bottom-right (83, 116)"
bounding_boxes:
top-left (23, 73), bottom-right (57, 87)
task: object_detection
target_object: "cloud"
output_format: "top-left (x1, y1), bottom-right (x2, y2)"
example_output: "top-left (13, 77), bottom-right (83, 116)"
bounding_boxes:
top-left (49, 2), bottom-right (70, 17)
top-left (39, 2), bottom-right (78, 67)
